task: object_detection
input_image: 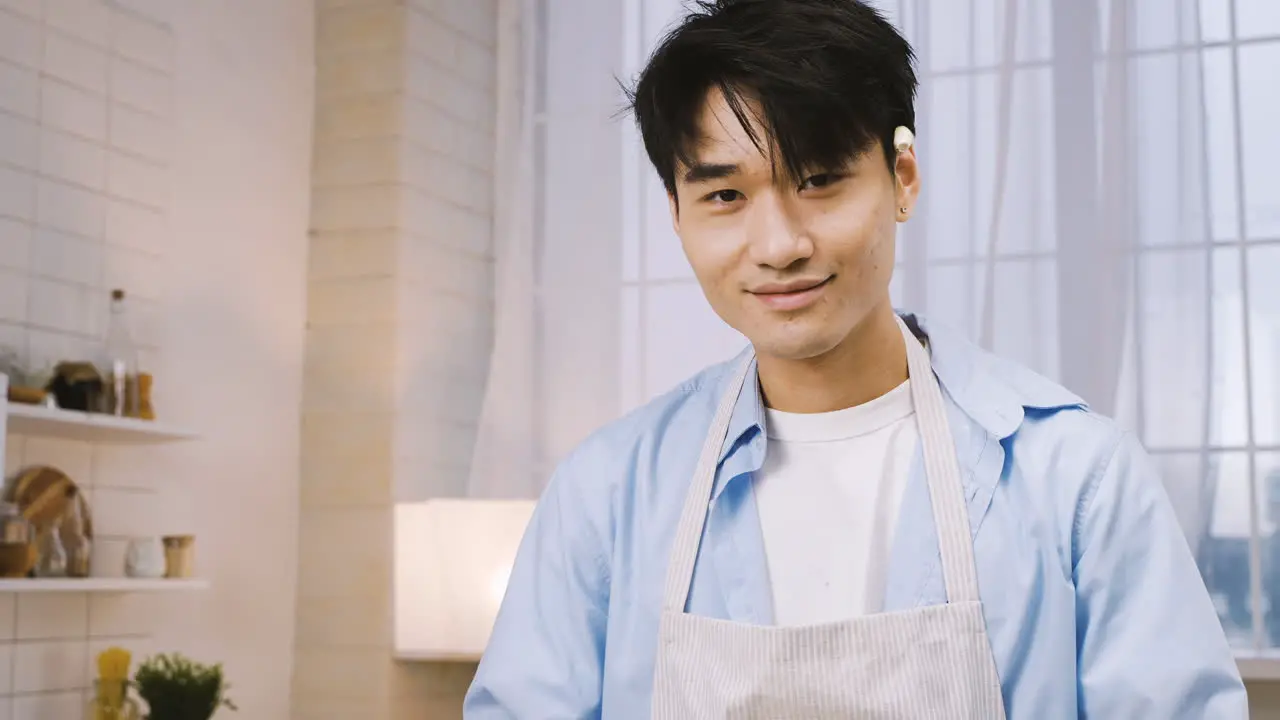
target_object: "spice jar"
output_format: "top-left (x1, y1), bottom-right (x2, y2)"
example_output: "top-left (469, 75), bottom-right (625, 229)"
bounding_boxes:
top-left (162, 535), bottom-right (195, 578)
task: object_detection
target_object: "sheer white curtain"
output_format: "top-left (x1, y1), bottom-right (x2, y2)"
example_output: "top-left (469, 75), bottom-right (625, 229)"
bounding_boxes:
top-left (470, 0), bottom-right (1280, 655)
top-left (467, 0), bottom-right (538, 498)
top-left (883, 0), bottom-right (1278, 654)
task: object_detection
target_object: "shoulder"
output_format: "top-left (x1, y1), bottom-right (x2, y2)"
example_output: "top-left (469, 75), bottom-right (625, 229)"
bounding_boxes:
top-left (977, 349), bottom-right (1130, 485)
top-left (567, 355), bottom-right (734, 469)
top-left (541, 352), bottom-right (740, 517)
top-left (1007, 377), bottom-right (1126, 477)
top-left (533, 355), bottom-right (739, 575)
top-left (1014, 404), bottom-right (1132, 526)
top-left (918, 312), bottom-right (1123, 467)
top-left (979, 350), bottom-right (1131, 488)
top-left (972, 351), bottom-right (1157, 562)
top-left (918, 312), bottom-right (1141, 535)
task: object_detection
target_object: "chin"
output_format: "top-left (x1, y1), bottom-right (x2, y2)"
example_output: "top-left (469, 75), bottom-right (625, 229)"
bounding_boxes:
top-left (748, 330), bottom-right (846, 361)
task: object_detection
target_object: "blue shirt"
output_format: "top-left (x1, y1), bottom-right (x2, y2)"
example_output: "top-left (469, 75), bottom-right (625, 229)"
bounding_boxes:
top-left (464, 314), bottom-right (1247, 719)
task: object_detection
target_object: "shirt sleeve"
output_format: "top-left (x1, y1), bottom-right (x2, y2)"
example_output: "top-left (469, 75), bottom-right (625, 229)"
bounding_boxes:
top-left (463, 444), bottom-right (613, 719)
top-left (1074, 431), bottom-right (1248, 719)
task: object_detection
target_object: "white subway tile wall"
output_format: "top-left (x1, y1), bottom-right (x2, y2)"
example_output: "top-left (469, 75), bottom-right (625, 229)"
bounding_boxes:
top-left (0, 1), bottom-right (180, 716)
top-left (2, 0), bottom-right (498, 714)
top-left (44, 0), bottom-right (109, 46)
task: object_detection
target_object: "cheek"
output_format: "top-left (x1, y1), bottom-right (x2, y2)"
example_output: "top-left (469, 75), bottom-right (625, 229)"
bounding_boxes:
top-left (860, 216), bottom-right (896, 266)
top-left (678, 225), bottom-right (756, 329)
top-left (807, 199), bottom-right (896, 299)
top-left (680, 225), bottom-right (742, 286)
top-left (854, 231), bottom-right (896, 293)
top-left (809, 199), bottom-right (885, 266)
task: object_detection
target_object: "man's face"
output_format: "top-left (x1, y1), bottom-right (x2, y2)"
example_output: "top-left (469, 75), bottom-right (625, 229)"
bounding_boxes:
top-left (670, 90), bottom-right (918, 362)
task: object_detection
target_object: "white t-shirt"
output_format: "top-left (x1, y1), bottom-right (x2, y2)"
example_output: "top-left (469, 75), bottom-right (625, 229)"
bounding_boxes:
top-left (755, 381), bottom-right (917, 626)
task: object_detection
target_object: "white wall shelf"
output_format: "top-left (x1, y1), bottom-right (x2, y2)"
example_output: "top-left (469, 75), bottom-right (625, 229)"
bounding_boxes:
top-left (0, 577), bottom-right (208, 593)
top-left (3, 402), bottom-right (196, 443)
top-left (0, 377), bottom-right (206, 597)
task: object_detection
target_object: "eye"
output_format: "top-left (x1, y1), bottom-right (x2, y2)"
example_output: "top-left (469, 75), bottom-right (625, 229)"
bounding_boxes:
top-left (800, 173), bottom-right (846, 191)
top-left (702, 189), bottom-right (743, 205)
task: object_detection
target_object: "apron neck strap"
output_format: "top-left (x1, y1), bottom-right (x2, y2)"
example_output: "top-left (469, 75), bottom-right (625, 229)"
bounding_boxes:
top-left (897, 315), bottom-right (982, 604)
top-left (661, 354), bottom-right (752, 613)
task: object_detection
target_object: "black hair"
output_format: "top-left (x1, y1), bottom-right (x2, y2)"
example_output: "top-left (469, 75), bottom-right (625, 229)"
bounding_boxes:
top-left (625, 0), bottom-right (918, 196)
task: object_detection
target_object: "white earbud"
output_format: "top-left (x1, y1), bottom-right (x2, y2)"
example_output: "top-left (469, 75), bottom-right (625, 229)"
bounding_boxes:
top-left (894, 126), bottom-right (915, 153)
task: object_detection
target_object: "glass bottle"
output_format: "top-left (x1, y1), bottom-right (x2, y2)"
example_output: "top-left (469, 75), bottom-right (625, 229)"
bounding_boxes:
top-left (101, 288), bottom-right (140, 417)
top-left (63, 489), bottom-right (92, 578)
top-left (87, 679), bottom-right (141, 720)
top-left (35, 517), bottom-right (67, 577)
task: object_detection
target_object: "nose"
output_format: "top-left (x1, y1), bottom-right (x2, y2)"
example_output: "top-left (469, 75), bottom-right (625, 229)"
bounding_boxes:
top-left (744, 191), bottom-right (813, 269)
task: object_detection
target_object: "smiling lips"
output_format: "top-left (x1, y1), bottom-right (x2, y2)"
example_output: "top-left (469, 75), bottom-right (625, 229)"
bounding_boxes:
top-left (749, 276), bottom-right (833, 311)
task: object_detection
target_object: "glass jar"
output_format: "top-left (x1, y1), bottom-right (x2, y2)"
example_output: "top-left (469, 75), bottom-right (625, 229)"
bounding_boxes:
top-left (62, 489), bottom-right (91, 578)
top-left (87, 679), bottom-right (141, 720)
top-left (0, 502), bottom-right (31, 544)
top-left (35, 519), bottom-right (67, 577)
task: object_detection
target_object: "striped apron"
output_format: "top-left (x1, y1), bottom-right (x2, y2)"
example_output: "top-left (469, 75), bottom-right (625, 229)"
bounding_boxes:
top-left (650, 316), bottom-right (1008, 719)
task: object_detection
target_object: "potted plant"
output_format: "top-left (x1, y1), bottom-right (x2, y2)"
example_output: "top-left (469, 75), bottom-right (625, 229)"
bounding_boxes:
top-left (133, 653), bottom-right (236, 720)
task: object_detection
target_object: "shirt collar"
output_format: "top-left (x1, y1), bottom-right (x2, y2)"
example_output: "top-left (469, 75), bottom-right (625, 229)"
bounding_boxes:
top-left (908, 311), bottom-right (1088, 436)
top-left (710, 311), bottom-right (1087, 497)
top-left (718, 350), bottom-right (765, 466)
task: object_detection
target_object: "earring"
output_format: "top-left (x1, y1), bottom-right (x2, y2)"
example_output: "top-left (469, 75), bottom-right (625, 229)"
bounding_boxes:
top-left (899, 207), bottom-right (909, 215)
top-left (894, 126), bottom-right (915, 153)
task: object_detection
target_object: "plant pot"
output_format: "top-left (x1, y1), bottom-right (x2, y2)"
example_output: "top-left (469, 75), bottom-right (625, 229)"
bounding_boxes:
top-left (134, 653), bottom-right (234, 720)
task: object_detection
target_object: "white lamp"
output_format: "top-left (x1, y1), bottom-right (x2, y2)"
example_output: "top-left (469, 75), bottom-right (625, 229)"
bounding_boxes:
top-left (393, 498), bottom-right (536, 661)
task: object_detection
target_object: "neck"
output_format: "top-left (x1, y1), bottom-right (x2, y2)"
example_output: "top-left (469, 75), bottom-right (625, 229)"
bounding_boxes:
top-left (755, 301), bottom-right (908, 414)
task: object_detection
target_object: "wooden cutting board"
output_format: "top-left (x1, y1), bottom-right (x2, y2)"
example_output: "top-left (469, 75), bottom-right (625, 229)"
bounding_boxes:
top-left (3, 465), bottom-right (93, 539)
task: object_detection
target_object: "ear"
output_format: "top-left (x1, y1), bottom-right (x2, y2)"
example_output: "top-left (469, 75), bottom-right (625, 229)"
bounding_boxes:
top-left (894, 147), bottom-right (921, 222)
top-left (668, 191), bottom-right (681, 233)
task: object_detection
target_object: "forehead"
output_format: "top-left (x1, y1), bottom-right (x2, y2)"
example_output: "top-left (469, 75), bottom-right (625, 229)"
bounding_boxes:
top-left (687, 89), bottom-right (771, 167)
top-left (678, 88), bottom-right (883, 184)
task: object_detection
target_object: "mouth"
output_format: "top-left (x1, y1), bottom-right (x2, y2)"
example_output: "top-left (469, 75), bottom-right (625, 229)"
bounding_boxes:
top-left (748, 275), bottom-right (834, 312)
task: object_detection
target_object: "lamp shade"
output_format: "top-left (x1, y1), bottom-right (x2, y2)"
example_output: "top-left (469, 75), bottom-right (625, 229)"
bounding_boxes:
top-left (393, 498), bottom-right (536, 661)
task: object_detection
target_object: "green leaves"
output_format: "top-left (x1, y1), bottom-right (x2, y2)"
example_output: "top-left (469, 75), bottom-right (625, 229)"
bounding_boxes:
top-left (133, 653), bottom-right (236, 720)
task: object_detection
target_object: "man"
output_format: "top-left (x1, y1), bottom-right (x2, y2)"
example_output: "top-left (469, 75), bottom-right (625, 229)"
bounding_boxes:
top-left (465, 1), bottom-right (1247, 717)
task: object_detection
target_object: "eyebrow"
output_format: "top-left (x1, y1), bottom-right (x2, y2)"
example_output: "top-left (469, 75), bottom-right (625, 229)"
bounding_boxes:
top-left (682, 162), bottom-right (739, 184)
